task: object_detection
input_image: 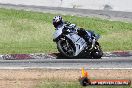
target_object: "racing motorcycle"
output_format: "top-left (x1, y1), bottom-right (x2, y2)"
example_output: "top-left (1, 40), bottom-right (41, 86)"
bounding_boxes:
top-left (53, 25), bottom-right (103, 59)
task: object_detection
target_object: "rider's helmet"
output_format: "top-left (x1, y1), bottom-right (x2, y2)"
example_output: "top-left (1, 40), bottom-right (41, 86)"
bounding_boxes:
top-left (52, 16), bottom-right (63, 28)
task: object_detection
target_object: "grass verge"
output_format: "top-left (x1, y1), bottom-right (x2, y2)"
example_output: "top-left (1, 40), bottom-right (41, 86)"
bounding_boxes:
top-left (0, 8), bottom-right (132, 53)
top-left (37, 81), bottom-right (131, 88)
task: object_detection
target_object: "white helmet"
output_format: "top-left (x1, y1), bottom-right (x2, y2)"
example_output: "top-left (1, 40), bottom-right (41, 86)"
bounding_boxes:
top-left (53, 16), bottom-right (63, 28)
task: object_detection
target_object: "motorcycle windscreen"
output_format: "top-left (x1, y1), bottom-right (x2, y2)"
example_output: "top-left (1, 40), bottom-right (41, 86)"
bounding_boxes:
top-left (66, 33), bottom-right (87, 56)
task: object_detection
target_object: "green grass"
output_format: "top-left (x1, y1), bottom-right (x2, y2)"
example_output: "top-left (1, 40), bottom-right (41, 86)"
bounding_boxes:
top-left (0, 8), bottom-right (132, 53)
top-left (37, 81), bottom-right (131, 88)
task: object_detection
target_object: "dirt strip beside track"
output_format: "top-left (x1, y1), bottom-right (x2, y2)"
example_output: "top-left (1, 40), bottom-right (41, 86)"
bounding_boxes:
top-left (0, 69), bottom-right (132, 88)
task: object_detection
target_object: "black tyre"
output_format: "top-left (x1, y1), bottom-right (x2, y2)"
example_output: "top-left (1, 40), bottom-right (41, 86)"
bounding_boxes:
top-left (57, 38), bottom-right (76, 58)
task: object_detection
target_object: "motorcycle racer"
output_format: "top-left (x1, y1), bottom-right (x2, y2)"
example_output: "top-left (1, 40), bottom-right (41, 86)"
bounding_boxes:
top-left (52, 16), bottom-right (103, 58)
top-left (52, 16), bottom-right (96, 44)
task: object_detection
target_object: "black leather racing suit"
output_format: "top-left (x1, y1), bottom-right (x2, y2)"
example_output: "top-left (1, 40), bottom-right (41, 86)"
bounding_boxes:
top-left (63, 21), bottom-right (95, 44)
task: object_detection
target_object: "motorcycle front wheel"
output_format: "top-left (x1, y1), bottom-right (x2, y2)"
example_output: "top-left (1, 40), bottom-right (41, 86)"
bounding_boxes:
top-left (57, 38), bottom-right (76, 58)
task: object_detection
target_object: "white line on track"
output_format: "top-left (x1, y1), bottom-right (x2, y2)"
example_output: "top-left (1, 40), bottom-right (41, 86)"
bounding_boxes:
top-left (0, 67), bottom-right (132, 70)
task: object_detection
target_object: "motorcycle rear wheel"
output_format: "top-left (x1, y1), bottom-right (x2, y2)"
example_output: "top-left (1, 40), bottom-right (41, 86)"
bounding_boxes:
top-left (91, 42), bottom-right (103, 59)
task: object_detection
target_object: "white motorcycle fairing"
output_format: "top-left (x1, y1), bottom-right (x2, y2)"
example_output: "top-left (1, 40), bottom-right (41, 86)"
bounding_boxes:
top-left (66, 33), bottom-right (87, 56)
top-left (53, 26), bottom-right (64, 40)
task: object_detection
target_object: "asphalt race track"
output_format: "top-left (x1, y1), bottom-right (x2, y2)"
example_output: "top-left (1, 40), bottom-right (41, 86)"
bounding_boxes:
top-left (0, 56), bottom-right (132, 69)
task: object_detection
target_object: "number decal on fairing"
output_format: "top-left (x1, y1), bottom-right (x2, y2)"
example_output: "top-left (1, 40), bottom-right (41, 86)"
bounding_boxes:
top-left (75, 38), bottom-right (85, 49)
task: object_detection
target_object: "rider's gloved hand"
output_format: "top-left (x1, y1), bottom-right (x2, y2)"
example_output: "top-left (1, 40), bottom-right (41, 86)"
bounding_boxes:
top-left (64, 21), bottom-right (71, 26)
top-left (62, 26), bottom-right (71, 34)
